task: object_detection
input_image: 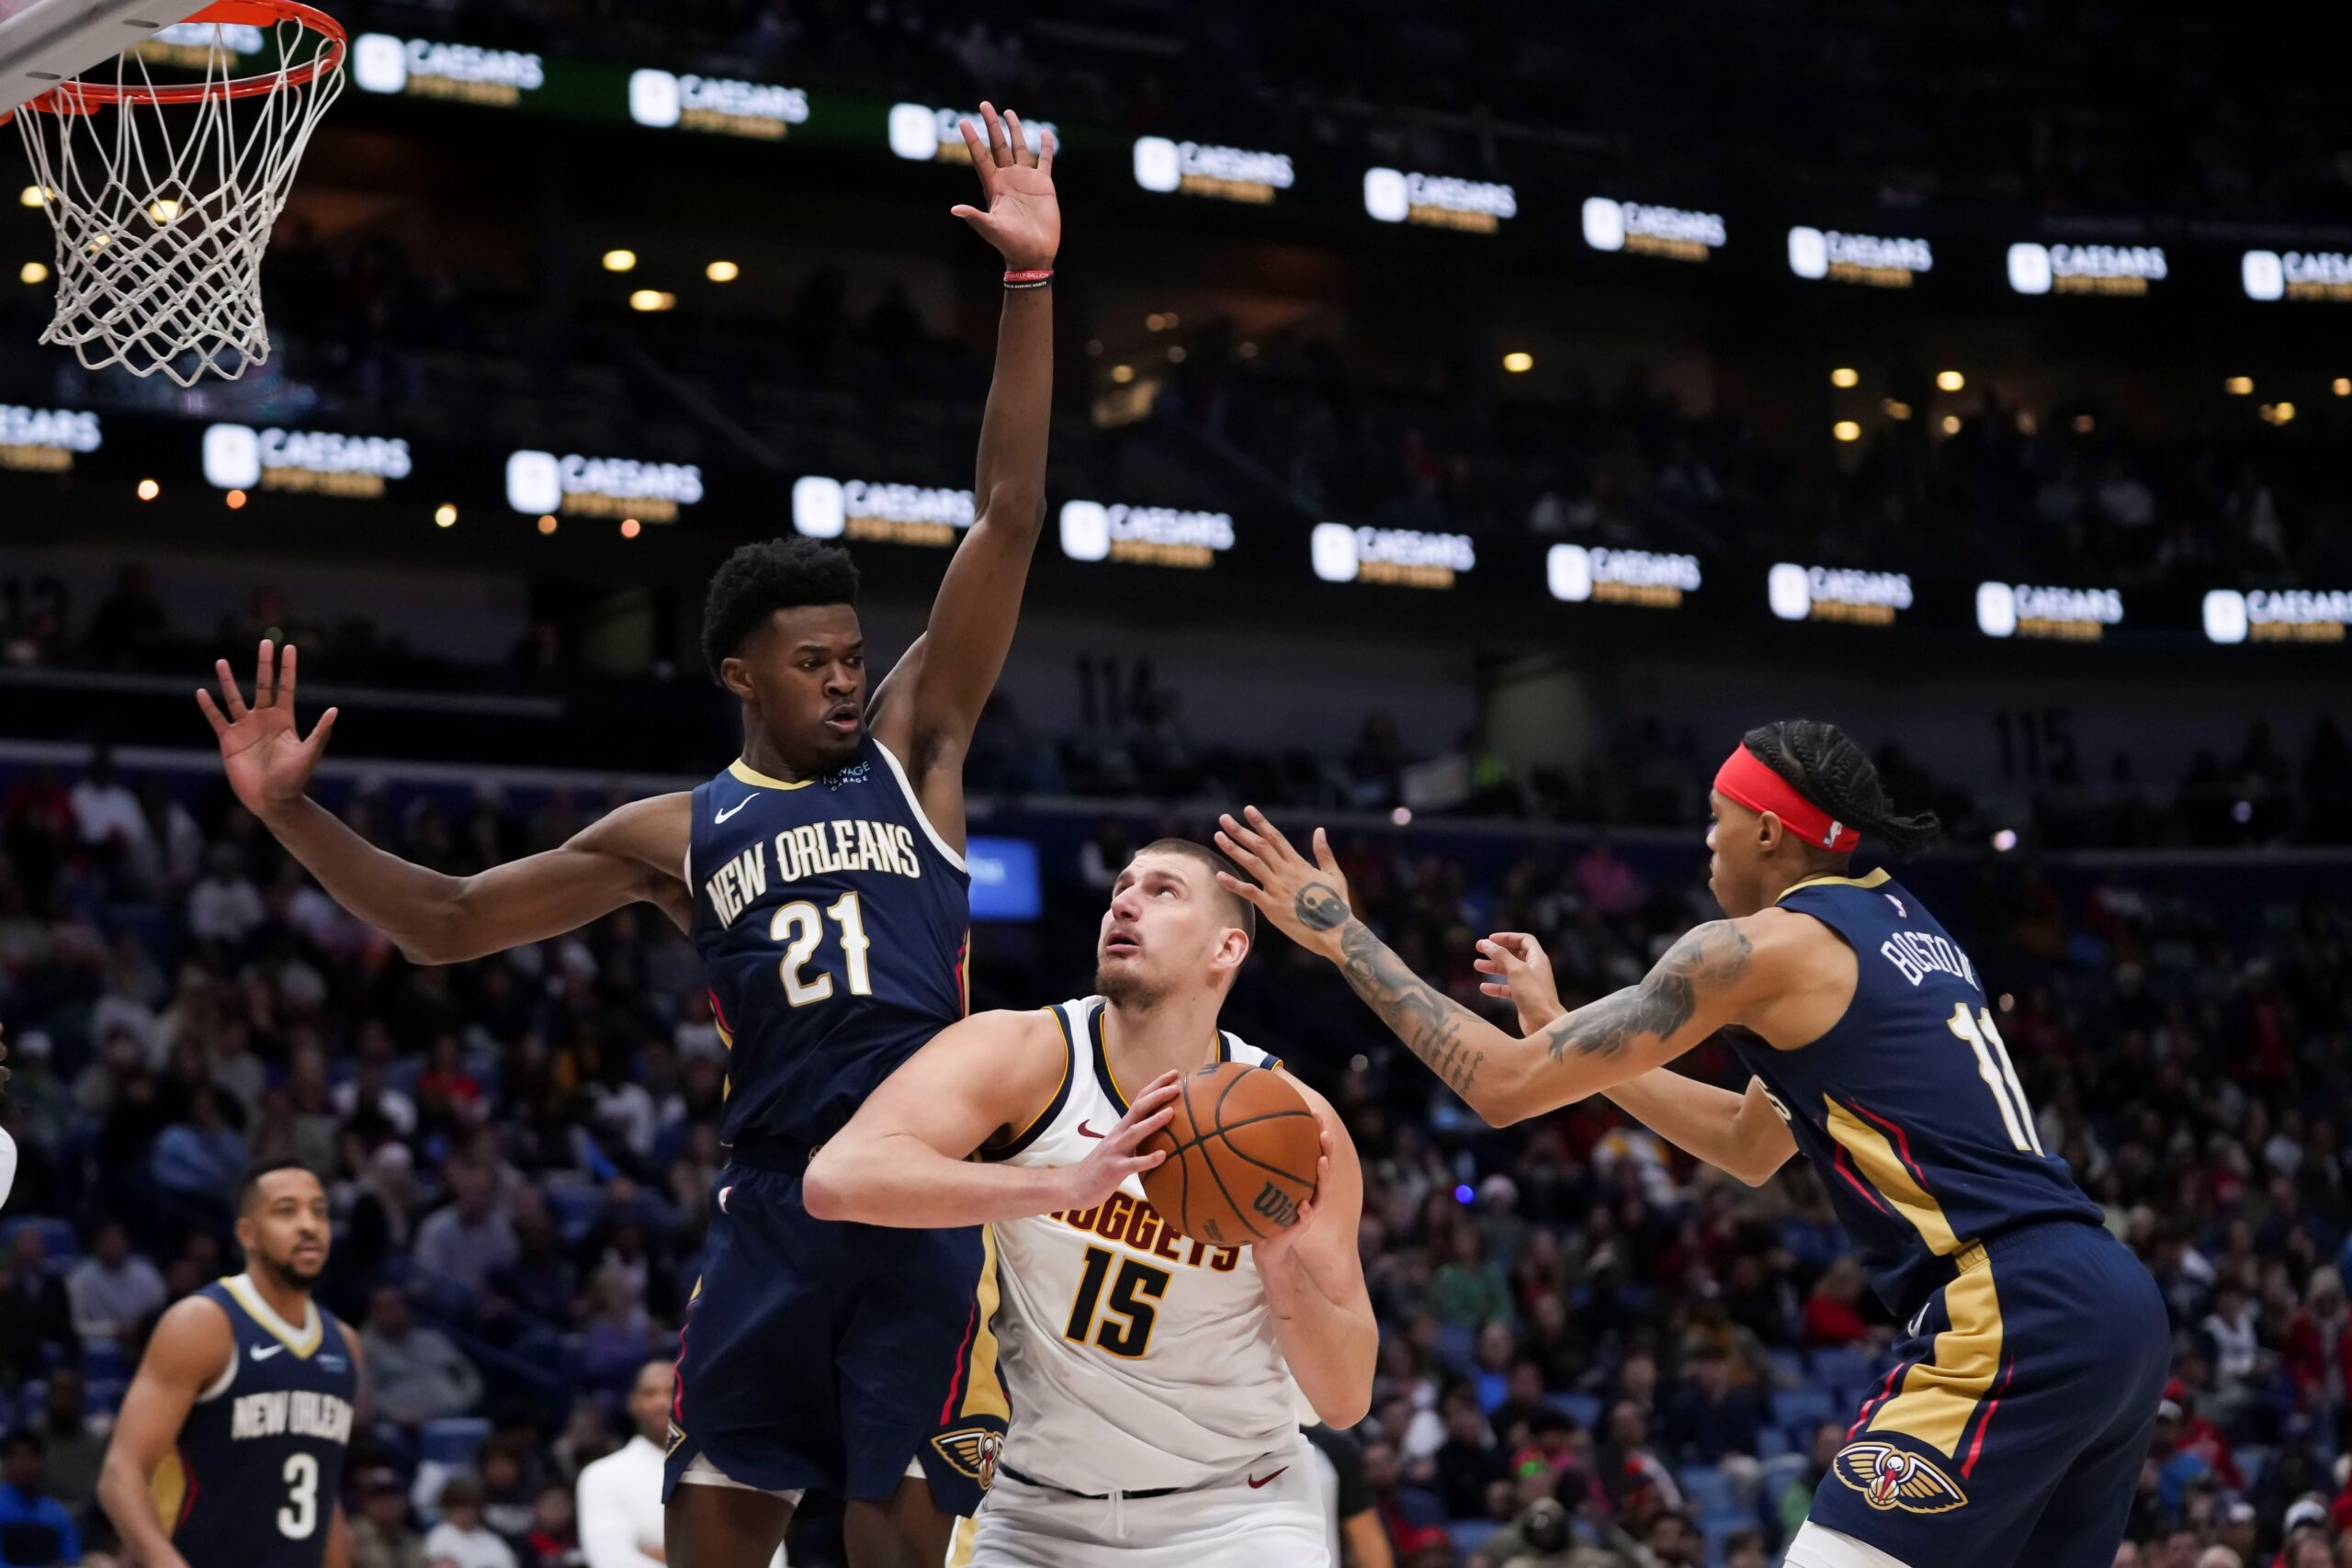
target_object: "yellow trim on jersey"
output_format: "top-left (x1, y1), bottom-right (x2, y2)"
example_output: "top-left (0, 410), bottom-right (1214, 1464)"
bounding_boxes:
top-left (1869, 1260), bottom-right (2005, 1458)
top-left (945, 1516), bottom-right (979, 1568)
top-left (728, 758), bottom-right (814, 791)
top-left (1823, 1099), bottom-right (1962, 1257)
top-left (221, 1274), bottom-right (323, 1358)
top-left (990, 1009), bottom-right (1073, 1154)
top-left (1091, 1004), bottom-right (1227, 1112)
top-left (953, 1226), bottom-right (1011, 1424)
top-left (1775, 866), bottom-right (1893, 903)
top-left (152, 1450), bottom-right (187, 1531)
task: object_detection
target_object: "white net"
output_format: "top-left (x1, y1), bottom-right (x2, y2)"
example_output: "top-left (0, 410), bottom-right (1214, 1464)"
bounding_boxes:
top-left (10, 4), bottom-right (343, 385)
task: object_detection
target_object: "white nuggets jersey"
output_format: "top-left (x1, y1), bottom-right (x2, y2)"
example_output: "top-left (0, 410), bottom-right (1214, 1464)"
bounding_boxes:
top-left (984, 998), bottom-right (1306, 1495)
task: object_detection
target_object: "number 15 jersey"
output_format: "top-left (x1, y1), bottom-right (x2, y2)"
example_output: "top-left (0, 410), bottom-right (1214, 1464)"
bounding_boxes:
top-left (1728, 870), bottom-right (2102, 1320)
top-left (982, 998), bottom-right (1306, 1495)
top-left (688, 739), bottom-right (971, 1149)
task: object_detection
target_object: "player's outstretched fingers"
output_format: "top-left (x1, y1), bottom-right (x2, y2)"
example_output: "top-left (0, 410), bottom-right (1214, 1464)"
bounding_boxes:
top-left (214, 658), bottom-right (250, 720)
top-left (1213, 870), bottom-right (1274, 918)
top-left (980, 101), bottom-right (1012, 165)
top-left (1003, 108), bottom-right (1030, 167)
top-left (196, 687), bottom-right (230, 737)
top-left (279, 641), bottom-right (300, 709)
top-left (1037, 127), bottom-right (1056, 176)
top-left (1213, 824), bottom-right (1269, 878)
top-left (1241, 805), bottom-right (1297, 858)
top-left (255, 637), bottom-right (277, 706)
top-left (956, 114), bottom-right (989, 168)
top-left (1217, 809), bottom-right (1268, 856)
top-left (1311, 826), bottom-right (1339, 874)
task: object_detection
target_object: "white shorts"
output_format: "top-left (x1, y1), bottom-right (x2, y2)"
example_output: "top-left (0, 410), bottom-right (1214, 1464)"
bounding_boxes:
top-left (961, 1434), bottom-right (1327, 1568)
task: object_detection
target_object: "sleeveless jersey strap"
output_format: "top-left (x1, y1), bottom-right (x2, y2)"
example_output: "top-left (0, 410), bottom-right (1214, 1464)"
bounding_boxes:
top-left (981, 1005), bottom-right (1078, 1162)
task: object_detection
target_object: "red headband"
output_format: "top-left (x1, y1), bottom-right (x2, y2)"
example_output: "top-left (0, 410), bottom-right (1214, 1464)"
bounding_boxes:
top-left (1713, 744), bottom-right (1860, 852)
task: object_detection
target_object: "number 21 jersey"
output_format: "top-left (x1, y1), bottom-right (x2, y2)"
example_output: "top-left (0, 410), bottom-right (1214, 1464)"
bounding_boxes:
top-left (688, 738), bottom-right (971, 1149)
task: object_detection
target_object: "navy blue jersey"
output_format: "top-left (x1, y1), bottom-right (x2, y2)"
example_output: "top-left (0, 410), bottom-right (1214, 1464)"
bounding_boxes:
top-left (688, 738), bottom-right (971, 1147)
top-left (1729, 870), bottom-right (2102, 1318)
top-left (159, 1276), bottom-right (356, 1568)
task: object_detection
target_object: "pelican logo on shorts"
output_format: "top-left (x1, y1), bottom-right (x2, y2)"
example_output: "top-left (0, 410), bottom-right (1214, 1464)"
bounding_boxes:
top-left (932, 1427), bottom-right (1003, 1490)
top-left (665, 1423), bottom-right (686, 1458)
top-left (1833, 1442), bottom-right (1968, 1514)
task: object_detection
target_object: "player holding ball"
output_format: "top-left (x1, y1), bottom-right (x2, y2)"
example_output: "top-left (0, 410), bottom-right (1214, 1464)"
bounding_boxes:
top-left (808, 839), bottom-right (1374, 1568)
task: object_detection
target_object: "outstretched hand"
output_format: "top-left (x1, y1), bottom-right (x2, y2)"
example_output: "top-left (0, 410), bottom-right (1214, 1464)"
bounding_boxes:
top-left (197, 640), bottom-right (337, 821)
top-left (1476, 931), bottom-right (1566, 1034)
top-left (1213, 807), bottom-right (1354, 959)
top-left (952, 103), bottom-right (1059, 269)
top-left (1058, 1069), bottom-right (1182, 1212)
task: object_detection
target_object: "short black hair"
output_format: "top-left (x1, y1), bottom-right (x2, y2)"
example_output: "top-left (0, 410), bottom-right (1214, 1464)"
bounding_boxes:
top-left (1136, 838), bottom-right (1256, 943)
top-left (701, 538), bottom-right (860, 681)
top-left (1741, 718), bottom-right (1941, 858)
top-left (235, 1156), bottom-right (320, 1215)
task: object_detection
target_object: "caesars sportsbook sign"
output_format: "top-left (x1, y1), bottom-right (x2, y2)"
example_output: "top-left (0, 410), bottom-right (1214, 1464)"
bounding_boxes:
top-left (793, 475), bottom-right (974, 547)
top-left (205, 423), bottom-right (412, 498)
top-left (506, 450), bottom-right (704, 520)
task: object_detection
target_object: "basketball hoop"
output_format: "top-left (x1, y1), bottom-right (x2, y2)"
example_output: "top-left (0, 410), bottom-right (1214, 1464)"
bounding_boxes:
top-left (6, 0), bottom-right (344, 385)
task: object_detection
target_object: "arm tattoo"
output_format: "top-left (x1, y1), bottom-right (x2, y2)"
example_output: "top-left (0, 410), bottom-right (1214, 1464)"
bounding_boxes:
top-left (1295, 882), bottom-right (1351, 932)
top-left (1334, 919), bottom-right (1489, 1098)
top-left (1542, 919), bottom-right (1752, 1062)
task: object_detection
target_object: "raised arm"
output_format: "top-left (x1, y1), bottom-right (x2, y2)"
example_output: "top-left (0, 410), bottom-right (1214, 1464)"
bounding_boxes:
top-left (99, 1296), bottom-right (232, 1568)
top-left (802, 1010), bottom-right (1178, 1228)
top-left (1214, 808), bottom-right (1790, 1126)
top-left (1478, 932), bottom-right (1796, 1185)
top-left (872, 104), bottom-right (1059, 814)
top-left (199, 642), bottom-right (692, 964)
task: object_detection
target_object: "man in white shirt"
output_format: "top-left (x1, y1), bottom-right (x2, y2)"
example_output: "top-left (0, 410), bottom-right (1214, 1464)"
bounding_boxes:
top-left (579, 1360), bottom-right (785, 1568)
top-left (69, 751), bottom-right (150, 853)
top-left (64, 1220), bottom-right (166, 1351)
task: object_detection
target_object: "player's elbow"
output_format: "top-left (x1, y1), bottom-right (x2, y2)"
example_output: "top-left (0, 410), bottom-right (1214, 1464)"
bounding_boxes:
top-left (801, 1148), bottom-right (858, 1223)
top-left (1312, 1382), bottom-right (1374, 1432)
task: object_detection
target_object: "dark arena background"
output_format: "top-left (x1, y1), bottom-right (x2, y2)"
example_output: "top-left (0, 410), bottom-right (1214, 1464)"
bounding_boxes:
top-left (4, 4), bottom-right (2351, 1566)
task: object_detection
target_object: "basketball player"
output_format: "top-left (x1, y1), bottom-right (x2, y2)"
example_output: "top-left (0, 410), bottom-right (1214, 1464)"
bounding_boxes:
top-left (98, 1157), bottom-right (360, 1568)
top-left (1213, 720), bottom-right (2168, 1568)
top-left (195, 104), bottom-right (1060, 1568)
top-left (803, 839), bottom-right (1376, 1567)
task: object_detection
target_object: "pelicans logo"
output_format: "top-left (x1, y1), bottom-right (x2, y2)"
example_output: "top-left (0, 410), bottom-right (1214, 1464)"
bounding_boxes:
top-left (932, 1427), bottom-right (1004, 1490)
top-left (1833, 1442), bottom-right (1968, 1514)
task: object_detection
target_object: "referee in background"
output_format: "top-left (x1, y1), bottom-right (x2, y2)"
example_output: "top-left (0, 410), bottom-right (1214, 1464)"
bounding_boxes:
top-left (1305, 1425), bottom-right (1395, 1568)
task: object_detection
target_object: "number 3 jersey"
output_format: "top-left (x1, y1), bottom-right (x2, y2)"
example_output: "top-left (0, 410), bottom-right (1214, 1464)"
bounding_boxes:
top-left (688, 739), bottom-right (971, 1149)
top-left (1728, 871), bottom-right (2102, 1319)
top-left (159, 1275), bottom-right (356, 1568)
top-left (981, 998), bottom-right (1306, 1495)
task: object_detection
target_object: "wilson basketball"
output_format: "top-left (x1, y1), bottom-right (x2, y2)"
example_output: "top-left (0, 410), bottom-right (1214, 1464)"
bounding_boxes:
top-left (1141, 1061), bottom-right (1321, 1247)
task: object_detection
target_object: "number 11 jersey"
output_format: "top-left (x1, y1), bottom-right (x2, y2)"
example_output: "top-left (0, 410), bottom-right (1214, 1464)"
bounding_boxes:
top-left (688, 738), bottom-right (972, 1149)
top-left (1729, 870), bottom-right (2103, 1320)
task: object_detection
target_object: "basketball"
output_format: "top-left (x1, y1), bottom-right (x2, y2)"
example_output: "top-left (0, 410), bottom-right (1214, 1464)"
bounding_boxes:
top-left (1141, 1061), bottom-right (1321, 1247)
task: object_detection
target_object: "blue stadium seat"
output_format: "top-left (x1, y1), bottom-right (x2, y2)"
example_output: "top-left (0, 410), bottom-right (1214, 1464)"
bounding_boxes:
top-left (1761, 1452), bottom-right (1812, 1502)
top-left (419, 1416), bottom-right (492, 1467)
top-left (85, 1379), bottom-right (127, 1416)
top-left (1434, 1320), bottom-right (1477, 1374)
top-left (0, 1216), bottom-right (80, 1267)
top-left (1544, 1392), bottom-right (1602, 1430)
top-left (81, 1343), bottom-right (130, 1382)
top-left (1677, 1464), bottom-right (1735, 1517)
top-left (1756, 1424), bottom-right (1791, 1460)
top-left (1763, 1348), bottom-right (1804, 1386)
top-left (1445, 1519), bottom-right (1499, 1560)
top-left (548, 1184), bottom-right (605, 1245)
top-left (1770, 1387), bottom-right (1835, 1430)
top-left (1808, 1347), bottom-right (1873, 1402)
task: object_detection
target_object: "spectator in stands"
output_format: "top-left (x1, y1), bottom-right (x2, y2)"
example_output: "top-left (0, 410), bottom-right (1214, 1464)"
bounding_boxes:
top-left (2288, 1268), bottom-right (2351, 1425)
top-left (423, 1475), bottom-right (515, 1568)
top-left (1723, 1527), bottom-right (1769, 1568)
top-left (522, 1483), bottom-right (579, 1568)
top-left (1429, 1386), bottom-right (1503, 1521)
top-left (63, 1221), bottom-right (164, 1353)
top-left (359, 1286), bottom-right (483, 1427)
top-left (349, 1468), bottom-right (427, 1568)
top-left (576, 1360), bottom-right (671, 1568)
top-left (149, 1086), bottom-right (246, 1207)
top-left (28, 1371), bottom-right (101, 1514)
top-left (1433, 1224), bottom-right (1513, 1328)
top-left (67, 750), bottom-right (148, 864)
top-left (1661, 1340), bottom-right (1763, 1485)
top-left (1800, 1257), bottom-right (1875, 1348)
top-left (413, 1162), bottom-right (518, 1298)
top-left (0, 1430), bottom-right (80, 1567)
top-left (186, 844), bottom-right (266, 948)
top-left (0, 1228), bottom-right (73, 1387)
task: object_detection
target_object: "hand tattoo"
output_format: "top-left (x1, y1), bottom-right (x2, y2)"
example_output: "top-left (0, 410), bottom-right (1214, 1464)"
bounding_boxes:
top-left (1295, 882), bottom-right (1351, 932)
top-left (1542, 920), bottom-right (1752, 1061)
top-left (1335, 920), bottom-right (1487, 1098)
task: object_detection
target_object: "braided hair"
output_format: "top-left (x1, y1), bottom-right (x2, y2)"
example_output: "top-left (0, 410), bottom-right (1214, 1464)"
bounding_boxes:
top-left (1741, 718), bottom-right (1941, 857)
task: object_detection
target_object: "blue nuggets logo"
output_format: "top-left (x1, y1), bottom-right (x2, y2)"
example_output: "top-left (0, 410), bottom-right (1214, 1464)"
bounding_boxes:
top-left (1833, 1441), bottom-right (1969, 1514)
top-left (825, 761), bottom-right (871, 791)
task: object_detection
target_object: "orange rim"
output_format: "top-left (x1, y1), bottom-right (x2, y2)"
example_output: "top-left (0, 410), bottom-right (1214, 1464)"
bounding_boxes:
top-left (20, 0), bottom-right (344, 113)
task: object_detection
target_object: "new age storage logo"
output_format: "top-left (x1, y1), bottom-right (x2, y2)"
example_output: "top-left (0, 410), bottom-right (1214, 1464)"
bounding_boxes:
top-left (1311, 525), bottom-right (1474, 590)
top-left (352, 34), bottom-right (544, 106)
top-left (1787, 227), bottom-right (1932, 288)
top-left (0, 405), bottom-right (99, 473)
top-left (2203, 589), bottom-right (2352, 644)
top-left (1581, 199), bottom-right (1725, 263)
top-left (793, 476), bottom-right (974, 547)
top-left (1364, 168), bottom-right (1517, 234)
top-left (1059, 501), bottom-right (1234, 570)
top-left (1975, 581), bottom-right (2124, 641)
top-left (1768, 563), bottom-right (1913, 626)
top-left (629, 70), bottom-right (807, 140)
top-left (887, 104), bottom-right (1055, 164)
top-left (1132, 138), bottom-right (1294, 205)
top-left (506, 451), bottom-right (702, 521)
top-left (204, 424), bottom-right (412, 498)
top-left (2242, 251), bottom-right (2352, 303)
top-left (1547, 545), bottom-right (1701, 609)
top-left (2007, 243), bottom-right (2167, 298)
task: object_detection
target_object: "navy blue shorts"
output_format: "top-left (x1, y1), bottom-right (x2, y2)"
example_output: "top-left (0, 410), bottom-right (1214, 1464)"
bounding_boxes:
top-left (662, 1158), bottom-right (1007, 1517)
top-left (1811, 1219), bottom-right (2168, 1568)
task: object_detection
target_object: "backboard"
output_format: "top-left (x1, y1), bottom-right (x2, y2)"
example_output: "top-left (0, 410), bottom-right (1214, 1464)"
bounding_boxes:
top-left (0, 0), bottom-right (209, 115)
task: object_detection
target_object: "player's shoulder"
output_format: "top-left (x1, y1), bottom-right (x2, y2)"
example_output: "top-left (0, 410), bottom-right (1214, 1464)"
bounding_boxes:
top-left (141, 1289), bottom-right (238, 1379)
top-left (571, 790), bottom-right (693, 879)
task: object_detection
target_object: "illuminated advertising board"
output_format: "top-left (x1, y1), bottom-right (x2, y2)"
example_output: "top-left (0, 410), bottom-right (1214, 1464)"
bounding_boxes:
top-left (0, 405), bottom-right (99, 473)
top-left (1787, 226), bottom-right (1933, 288)
top-left (1363, 168), bottom-right (1517, 233)
top-left (351, 34), bottom-right (545, 105)
top-left (1767, 563), bottom-right (1914, 626)
top-left (1311, 524), bottom-right (1473, 589)
top-left (628, 70), bottom-right (808, 139)
top-left (506, 450), bottom-right (702, 520)
top-left (1547, 545), bottom-right (1701, 608)
top-left (1058, 501), bottom-right (1235, 569)
top-left (887, 103), bottom-right (1054, 163)
top-left (2203, 588), bottom-right (2351, 643)
top-left (1132, 137), bottom-right (1295, 204)
top-left (2241, 251), bottom-right (2352, 303)
top-left (204, 424), bottom-right (413, 498)
top-left (1581, 198), bottom-right (1725, 262)
top-left (2007, 243), bottom-right (2167, 297)
top-left (792, 475), bottom-right (974, 547)
top-left (1975, 581), bottom-right (2123, 641)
